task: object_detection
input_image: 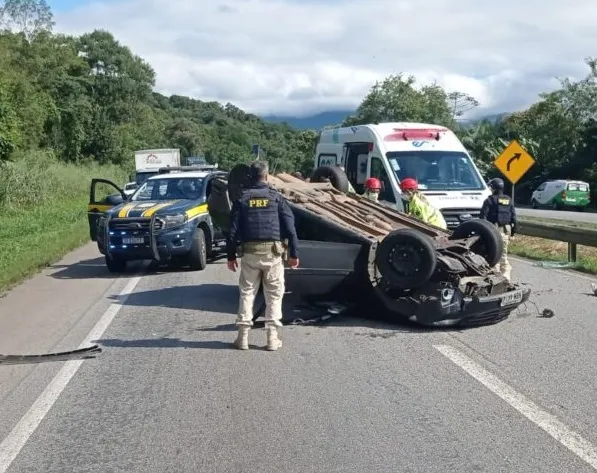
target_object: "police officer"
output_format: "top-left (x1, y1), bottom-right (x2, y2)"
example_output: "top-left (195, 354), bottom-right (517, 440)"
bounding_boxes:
top-left (399, 177), bottom-right (447, 230)
top-left (480, 177), bottom-right (517, 281)
top-left (226, 160), bottom-right (300, 351)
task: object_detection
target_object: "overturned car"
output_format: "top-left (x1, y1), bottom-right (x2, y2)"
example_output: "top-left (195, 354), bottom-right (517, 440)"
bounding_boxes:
top-left (208, 164), bottom-right (531, 328)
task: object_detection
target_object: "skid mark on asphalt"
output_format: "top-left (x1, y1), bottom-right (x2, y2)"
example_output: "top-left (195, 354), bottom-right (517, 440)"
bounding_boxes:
top-left (434, 344), bottom-right (597, 471)
top-left (0, 274), bottom-right (143, 473)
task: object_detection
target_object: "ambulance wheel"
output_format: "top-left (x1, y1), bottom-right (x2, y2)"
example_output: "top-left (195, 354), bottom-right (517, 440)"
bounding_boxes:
top-left (189, 226), bottom-right (208, 271)
top-left (375, 228), bottom-right (437, 290)
top-left (450, 219), bottom-right (502, 267)
top-left (105, 255), bottom-right (127, 273)
top-left (311, 165), bottom-right (350, 193)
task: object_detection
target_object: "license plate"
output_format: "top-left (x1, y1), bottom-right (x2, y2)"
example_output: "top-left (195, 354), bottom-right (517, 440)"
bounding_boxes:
top-left (122, 237), bottom-right (144, 245)
top-left (500, 290), bottom-right (523, 307)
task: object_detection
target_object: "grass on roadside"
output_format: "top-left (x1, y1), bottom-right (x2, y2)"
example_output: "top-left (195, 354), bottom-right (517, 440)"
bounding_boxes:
top-left (509, 216), bottom-right (597, 275)
top-left (0, 152), bottom-right (128, 293)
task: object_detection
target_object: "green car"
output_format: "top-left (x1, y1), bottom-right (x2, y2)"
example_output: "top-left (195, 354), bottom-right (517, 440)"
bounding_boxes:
top-left (530, 179), bottom-right (590, 211)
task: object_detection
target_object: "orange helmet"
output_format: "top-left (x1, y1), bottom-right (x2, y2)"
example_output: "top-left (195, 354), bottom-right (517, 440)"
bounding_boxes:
top-left (364, 177), bottom-right (381, 191)
top-left (399, 177), bottom-right (418, 191)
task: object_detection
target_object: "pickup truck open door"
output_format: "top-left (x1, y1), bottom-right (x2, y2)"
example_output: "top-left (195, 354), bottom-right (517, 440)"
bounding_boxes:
top-left (88, 178), bottom-right (127, 241)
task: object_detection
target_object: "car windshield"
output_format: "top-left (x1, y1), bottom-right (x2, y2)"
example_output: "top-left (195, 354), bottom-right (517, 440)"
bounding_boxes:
top-left (386, 151), bottom-right (485, 191)
top-left (135, 171), bottom-right (159, 185)
top-left (568, 182), bottom-right (589, 191)
top-left (131, 177), bottom-right (205, 201)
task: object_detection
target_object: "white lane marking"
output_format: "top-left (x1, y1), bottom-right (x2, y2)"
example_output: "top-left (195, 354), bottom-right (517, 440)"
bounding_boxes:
top-left (434, 344), bottom-right (597, 470)
top-left (0, 275), bottom-right (142, 472)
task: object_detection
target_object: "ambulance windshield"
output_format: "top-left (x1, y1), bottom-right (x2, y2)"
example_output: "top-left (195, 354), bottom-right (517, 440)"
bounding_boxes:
top-left (386, 151), bottom-right (485, 191)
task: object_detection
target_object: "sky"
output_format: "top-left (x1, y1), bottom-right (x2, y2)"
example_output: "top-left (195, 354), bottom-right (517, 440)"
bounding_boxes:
top-left (48, 0), bottom-right (597, 118)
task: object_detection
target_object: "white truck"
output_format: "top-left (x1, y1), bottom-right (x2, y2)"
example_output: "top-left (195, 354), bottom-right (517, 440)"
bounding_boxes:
top-left (123, 149), bottom-right (181, 196)
top-left (312, 122), bottom-right (491, 229)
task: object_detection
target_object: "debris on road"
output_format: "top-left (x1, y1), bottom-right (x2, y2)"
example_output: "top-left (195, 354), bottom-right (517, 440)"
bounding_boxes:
top-left (0, 345), bottom-right (101, 366)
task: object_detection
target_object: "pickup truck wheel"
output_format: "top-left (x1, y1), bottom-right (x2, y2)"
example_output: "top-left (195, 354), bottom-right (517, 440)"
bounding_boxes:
top-left (450, 219), bottom-right (502, 267)
top-left (188, 226), bottom-right (207, 270)
top-left (105, 255), bottom-right (127, 273)
top-left (310, 165), bottom-right (350, 193)
top-left (375, 228), bottom-right (437, 290)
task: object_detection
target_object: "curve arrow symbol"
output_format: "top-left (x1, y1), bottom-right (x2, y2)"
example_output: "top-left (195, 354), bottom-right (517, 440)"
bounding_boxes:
top-left (507, 153), bottom-right (521, 171)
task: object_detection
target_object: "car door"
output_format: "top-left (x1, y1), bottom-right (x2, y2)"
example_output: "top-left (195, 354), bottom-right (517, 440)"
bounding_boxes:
top-left (88, 178), bottom-right (126, 241)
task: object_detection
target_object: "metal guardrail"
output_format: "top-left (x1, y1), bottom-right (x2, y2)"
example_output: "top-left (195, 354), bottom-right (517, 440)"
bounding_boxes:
top-left (517, 220), bottom-right (597, 262)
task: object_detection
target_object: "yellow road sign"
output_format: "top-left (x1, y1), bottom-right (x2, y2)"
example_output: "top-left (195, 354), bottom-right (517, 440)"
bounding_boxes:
top-left (493, 140), bottom-right (536, 185)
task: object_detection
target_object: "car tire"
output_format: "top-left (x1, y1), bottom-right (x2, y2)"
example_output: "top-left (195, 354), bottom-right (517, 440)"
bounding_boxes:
top-left (189, 226), bottom-right (207, 270)
top-left (374, 228), bottom-right (437, 290)
top-left (105, 255), bottom-right (126, 273)
top-left (450, 219), bottom-right (502, 267)
top-left (531, 198), bottom-right (538, 208)
top-left (310, 165), bottom-right (350, 193)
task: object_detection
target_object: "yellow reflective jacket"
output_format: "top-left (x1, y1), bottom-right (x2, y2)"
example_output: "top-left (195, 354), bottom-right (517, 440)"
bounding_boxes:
top-left (408, 193), bottom-right (447, 230)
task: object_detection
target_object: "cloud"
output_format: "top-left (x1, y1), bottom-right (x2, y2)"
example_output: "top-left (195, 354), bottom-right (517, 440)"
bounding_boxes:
top-left (53, 0), bottom-right (597, 118)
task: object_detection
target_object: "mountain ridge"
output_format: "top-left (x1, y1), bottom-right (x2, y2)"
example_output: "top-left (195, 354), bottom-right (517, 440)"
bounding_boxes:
top-left (261, 110), bottom-right (510, 130)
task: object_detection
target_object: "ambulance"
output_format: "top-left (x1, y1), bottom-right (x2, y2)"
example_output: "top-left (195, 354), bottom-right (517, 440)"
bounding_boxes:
top-left (313, 122), bottom-right (491, 229)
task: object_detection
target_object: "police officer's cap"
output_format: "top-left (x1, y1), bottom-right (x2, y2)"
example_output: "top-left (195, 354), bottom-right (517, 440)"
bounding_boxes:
top-left (488, 177), bottom-right (504, 191)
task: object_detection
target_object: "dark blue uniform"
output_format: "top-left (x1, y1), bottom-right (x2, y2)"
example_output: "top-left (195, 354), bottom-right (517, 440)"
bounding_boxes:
top-left (226, 182), bottom-right (299, 261)
top-left (480, 193), bottom-right (517, 235)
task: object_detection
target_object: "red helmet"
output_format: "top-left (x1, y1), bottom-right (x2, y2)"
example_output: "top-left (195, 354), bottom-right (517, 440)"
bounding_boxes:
top-left (399, 177), bottom-right (418, 191)
top-left (364, 177), bottom-right (381, 190)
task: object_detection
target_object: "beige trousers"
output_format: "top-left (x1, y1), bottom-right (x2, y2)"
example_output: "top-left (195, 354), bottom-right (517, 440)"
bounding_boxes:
top-left (492, 225), bottom-right (512, 281)
top-left (236, 252), bottom-right (285, 328)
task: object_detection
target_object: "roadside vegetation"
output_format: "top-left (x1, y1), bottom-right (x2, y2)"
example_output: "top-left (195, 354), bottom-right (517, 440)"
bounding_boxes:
top-left (509, 217), bottom-right (597, 275)
top-left (1, 0), bottom-right (596, 291)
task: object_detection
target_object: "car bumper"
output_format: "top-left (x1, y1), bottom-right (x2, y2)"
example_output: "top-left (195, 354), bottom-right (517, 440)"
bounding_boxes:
top-left (408, 286), bottom-right (532, 327)
top-left (101, 225), bottom-right (194, 261)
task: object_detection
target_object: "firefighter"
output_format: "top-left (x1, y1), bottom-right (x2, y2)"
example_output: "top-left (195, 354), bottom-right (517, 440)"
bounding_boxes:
top-left (363, 177), bottom-right (381, 201)
top-left (226, 160), bottom-right (300, 351)
top-left (480, 177), bottom-right (517, 281)
top-left (399, 177), bottom-right (447, 230)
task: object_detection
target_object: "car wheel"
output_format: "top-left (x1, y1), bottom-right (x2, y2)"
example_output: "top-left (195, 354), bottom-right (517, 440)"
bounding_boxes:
top-left (531, 198), bottom-right (538, 208)
top-left (310, 165), bottom-right (350, 193)
top-left (374, 228), bottom-right (437, 290)
top-left (105, 255), bottom-right (127, 273)
top-left (189, 226), bottom-right (207, 270)
top-left (450, 219), bottom-right (502, 267)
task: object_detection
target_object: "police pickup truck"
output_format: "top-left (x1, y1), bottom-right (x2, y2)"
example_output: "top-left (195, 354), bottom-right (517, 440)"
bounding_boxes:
top-left (87, 165), bottom-right (227, 273)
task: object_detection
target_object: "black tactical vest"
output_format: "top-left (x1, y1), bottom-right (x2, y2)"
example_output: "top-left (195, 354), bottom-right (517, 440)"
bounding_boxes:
top-left (239, 184), bottom-right (281, 242)
top-left (487, 194), bottom-right (513, 226)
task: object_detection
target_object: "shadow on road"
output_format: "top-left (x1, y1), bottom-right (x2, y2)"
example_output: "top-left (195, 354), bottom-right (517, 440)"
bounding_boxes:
top-left (110, 283), bottom-right (241, 314)
top-left (96, 337), bottom-right (278, 351)
top-left (97, 337), bottom-right (233, 350)
top-left (49, 257), bottom-right (113, 280)
top-left (49, 257), bottom-right (146, 280)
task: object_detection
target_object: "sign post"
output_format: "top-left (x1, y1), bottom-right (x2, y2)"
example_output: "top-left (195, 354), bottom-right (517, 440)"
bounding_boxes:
top-left (493, 140), bottom-right (536, 203)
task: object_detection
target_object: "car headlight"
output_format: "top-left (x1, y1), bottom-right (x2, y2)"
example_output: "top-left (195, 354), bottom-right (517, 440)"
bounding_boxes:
top-left (161, 213), bottom-right (187, 228)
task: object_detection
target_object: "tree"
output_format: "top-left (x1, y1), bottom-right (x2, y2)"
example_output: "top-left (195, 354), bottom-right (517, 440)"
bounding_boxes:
top-left (447, 91), bottom-right (480, 119)
top-left (0, 0), bottom-right (54, 38)
top-left (343, 74), bottom-right (468, 128)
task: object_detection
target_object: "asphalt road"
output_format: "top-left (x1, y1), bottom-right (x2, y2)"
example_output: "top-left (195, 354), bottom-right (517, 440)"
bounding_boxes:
top-left (517, 207), bottom-right (597, 223)
top-left (2, 243), bottom-right (597, 472)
